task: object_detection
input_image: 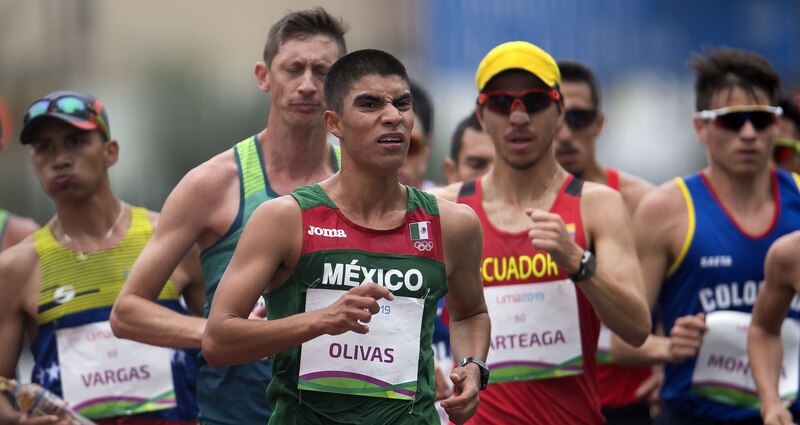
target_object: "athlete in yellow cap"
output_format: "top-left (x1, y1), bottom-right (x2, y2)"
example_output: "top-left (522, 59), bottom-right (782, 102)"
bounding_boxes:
top-left (430, 40), bottom-right (650, 424)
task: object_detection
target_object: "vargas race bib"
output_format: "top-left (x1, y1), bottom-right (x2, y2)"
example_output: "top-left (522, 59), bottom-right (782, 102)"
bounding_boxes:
top-left (692, 310), bottom-right (800, 407)
top-left (484, 280), bottom-right (583, 382)
top-left (299, 288), bottom-right (424, 400)
top-left (56, 321), bottom-right (176, 419)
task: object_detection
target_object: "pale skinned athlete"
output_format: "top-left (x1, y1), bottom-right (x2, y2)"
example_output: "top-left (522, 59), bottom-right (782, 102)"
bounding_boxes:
top-left (110, 9), bottom-right (348, 424)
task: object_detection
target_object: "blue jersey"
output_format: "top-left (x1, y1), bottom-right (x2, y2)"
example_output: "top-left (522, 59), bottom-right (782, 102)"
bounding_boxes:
top-left (659, 169), bottom-right (800, 421)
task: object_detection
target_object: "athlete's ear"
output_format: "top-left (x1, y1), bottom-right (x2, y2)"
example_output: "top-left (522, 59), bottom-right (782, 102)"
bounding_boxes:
top-left (475, 106), bottom-right (486, 132)
top-left (255, 61), bottom-right (269, 93)
top-left (442, 158), bottom-right (458, 184)
top-left (324, 110), bottom-right (343, 139)
top-left (104, 139), bottom-right (119, 168)
top-left (693, 116), bottom-right (708, 147)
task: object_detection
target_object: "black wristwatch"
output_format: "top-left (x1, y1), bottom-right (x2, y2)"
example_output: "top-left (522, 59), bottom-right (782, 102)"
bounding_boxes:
top-left (457, 357), bottom-right (489, 390)
top-left (569, 250), bottom-right (596, 283)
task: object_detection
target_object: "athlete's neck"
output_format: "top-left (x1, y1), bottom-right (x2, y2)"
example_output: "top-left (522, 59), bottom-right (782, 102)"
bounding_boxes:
top-left (259, 124), bottom-right (332, 176)
top-left (489, 155), bottom-right (567, 207)
top-left (52, 188), bottom-right (124, 239)
top-left (322, 171), bottom-right (407, 230)
top-left (703, 165), bottom-right (774, 214)
top-left (575, 160), bottom-right (606, 184)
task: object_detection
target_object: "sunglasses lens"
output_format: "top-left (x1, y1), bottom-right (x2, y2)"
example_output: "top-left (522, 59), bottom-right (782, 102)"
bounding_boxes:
top-left (715, 111), bottom-right (776, 131)
top-left (56, 96), bottom-right (89, 116)
top-left (485, 94), bottom-right (515, 115)
top-left (25, 100), bottom-right (51, 122)
top-left (520, 92), bottom-right (553, 114)
top-left (565, 109), bottom-right (598, 130)
top-left (748, 111), bottom-right (776, 130)
top-left (484, 92), bottom-right (553, 115)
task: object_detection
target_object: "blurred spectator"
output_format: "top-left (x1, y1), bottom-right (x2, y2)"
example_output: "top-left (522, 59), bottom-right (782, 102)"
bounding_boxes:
top-left (400, 81), bottom-right (438, 189)
top-left (442, 113), bottom-right (494, 184)
top-left (772, 96), bottom-right (800, 173)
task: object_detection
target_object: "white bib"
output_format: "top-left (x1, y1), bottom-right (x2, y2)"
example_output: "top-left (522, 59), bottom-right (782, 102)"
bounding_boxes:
top-left (692, 310), bottom-right (800, 407)
top-left (55, 321), bottom-right (176, 418)
top-left (298, 288), bottom-right (423, 400)
top-left (484, 279), bottom-right (583, 382)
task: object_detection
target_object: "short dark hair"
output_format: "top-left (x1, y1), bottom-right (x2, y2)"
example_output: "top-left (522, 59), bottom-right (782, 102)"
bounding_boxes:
top-left (450, 113), bottom-right (482, 163)
top-left (324, 49), bottom-right (409, 115)
top-left (410, 81), bottom-right (433, 137)
top-left (262, 7), bottom-right (349, 67)
top-left (780, 96), bottom-right (800, 135)
top-left (558, 60), bottom-right (601, 109)
top-left (688, 47), bottom-right (780, 111)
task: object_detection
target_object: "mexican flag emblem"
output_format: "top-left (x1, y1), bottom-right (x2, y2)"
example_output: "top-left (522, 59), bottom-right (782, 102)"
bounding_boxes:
top-left (409, 221), bottom-right (430, 240)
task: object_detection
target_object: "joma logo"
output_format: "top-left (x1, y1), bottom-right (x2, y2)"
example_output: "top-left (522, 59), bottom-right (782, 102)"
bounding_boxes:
top-left (308, 225), bottom-right (347, 238)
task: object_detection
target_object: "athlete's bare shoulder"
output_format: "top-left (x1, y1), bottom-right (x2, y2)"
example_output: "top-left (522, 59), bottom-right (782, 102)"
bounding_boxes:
top-left (2, 215), bottom-right (38, 250)
top-left (616, 170), bottom-right (656, 213)
top-left (766, 231), bottom-right (800, 274)
top-left (436, 196), bottom-right (481, 242)
top-left (637, 179), bottom-right (685, 217)
top-left (633, 178), bottom-right (689, 245)
top-left (426, 181), bottom-right (464, 203)
top-left (0, 235), bottom-right (40, 300)
top-left (168, 148), bottom-right (239, 214)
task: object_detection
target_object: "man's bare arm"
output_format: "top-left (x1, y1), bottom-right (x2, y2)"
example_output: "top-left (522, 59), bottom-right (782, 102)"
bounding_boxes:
top-left (111, 165), bottom-right (228, 348)
top-left (0, 242), bottom-right (62, 425)
top-left (610, 183), bottom-right (707, 365)
top-left (529, 184), bottom-right (650, 346)
top-left (203, 197), bottom-right (394, 366)
top-left (749, 232), bottom-right (800, 425)
top-left (576, 184), bottom-right (650, 346)
top-left (438, 201), bottom-right (489, 424)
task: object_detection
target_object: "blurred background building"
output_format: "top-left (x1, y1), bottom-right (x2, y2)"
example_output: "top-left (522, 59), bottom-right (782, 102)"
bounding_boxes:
top-left (1, 0), bottom-right (799, 225)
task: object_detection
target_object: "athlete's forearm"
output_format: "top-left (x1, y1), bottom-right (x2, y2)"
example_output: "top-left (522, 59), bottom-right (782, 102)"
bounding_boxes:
top-left (748, 324), bottom-right (785, 408)
top-left (449, 312), bottom-right (491, 364)
top-left (578, 269), bottom-right (650, 347)
top-left (610, 333), bottom-right (671, 366)
top-left (110, 294), bottom-right (205, 348)
top-left (203, 311), bottom-right (323, 367)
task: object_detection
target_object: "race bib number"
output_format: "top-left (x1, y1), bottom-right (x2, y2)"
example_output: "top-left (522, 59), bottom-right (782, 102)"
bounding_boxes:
top-left (484, 280), bottom-right (583, 382)
top-left (299, 288), bottom-right (423, 400)
top-left (692, 310), bottom-right (800, 407)
top-left (56, 321), bottom-right (176, 419)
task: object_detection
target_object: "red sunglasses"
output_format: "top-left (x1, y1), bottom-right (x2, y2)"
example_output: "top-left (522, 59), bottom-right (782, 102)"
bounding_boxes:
top-left (478, 89), bottom-right (561, 115)
top-left (774, 138), bottom-right (800, 163)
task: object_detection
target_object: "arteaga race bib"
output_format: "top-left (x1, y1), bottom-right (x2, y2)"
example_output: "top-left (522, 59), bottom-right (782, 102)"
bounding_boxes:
top-left (56, 321), bottom-right (176, 419)
top-left (484, 280), bottom-right (583, 382)
top-left (692, 310), bottom-right (800, 407)
top-left (298, 288), bottom-right (423, 400)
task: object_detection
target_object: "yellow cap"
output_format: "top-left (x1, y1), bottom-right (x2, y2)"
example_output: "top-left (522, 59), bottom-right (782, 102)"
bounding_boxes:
top-left (475, 41), bottom-right (561, 91)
